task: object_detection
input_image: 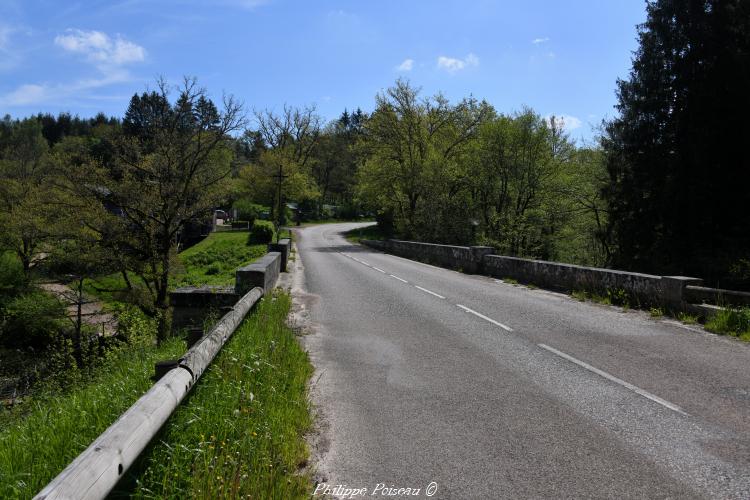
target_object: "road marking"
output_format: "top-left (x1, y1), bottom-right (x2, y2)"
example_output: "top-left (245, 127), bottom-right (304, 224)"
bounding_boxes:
top-left (414, 285), bottom-right (445, 299)
top-left (372, 266), bottom-right (386, 273)
top-left (359, 260), bottom-right (371, 267)
top-left (389, 274), bottom-right (408, 283)
top-left (456, 304), bottom-right (513, 331)
top-left (537, 343), bottom-right (689, 416)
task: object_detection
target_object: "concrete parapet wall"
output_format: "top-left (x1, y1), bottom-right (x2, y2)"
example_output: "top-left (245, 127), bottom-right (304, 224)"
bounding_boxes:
top-left (171, 250), bottom-right (283, 334)
top-left (362, 239), bottom-right (492, 273)
top-left (235, 251), bottom-right (281, 295)
top-left (483, 255), bottom-right (666, 303)
top-left (685, 285), bottom-right (750, 307)
top-left (170, 286), bottom-right (238, 332)
top-left (361, 238), bottom-right (715, 309)
top-left (268, 238), bottom-right (291, 272)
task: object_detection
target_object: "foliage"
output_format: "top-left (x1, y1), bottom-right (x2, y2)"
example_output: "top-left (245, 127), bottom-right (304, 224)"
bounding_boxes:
top-left (0, 290), bottom-right (66, 352)
top-left (247, 220), bottom-right (275, 245)
top-left (0, 117), bottom-right (53, 276)
top-left (705, 307), bottom-right (750, 341)
top-left (120, 293), bottom-right (313, 498)
top-left (649, 307), bottom-right (663, 318)
top-left (344, 224), bottom-right (383, 244)
top-left (0, 251), bottom-right (25, 298)
top-left (59, 78), bottom-right (246, 341)
top-left (354, 80), bottom-right (609, 266)
top-left (602, 0), bottom-right (750, 287)
top-left (231, 199), bottom-right (265, 225)
top-left (357, 79), bottom-right (491, 241)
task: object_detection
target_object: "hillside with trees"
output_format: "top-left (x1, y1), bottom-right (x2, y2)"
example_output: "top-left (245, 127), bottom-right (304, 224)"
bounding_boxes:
top-left (1, 0), bottom-right (748, 403)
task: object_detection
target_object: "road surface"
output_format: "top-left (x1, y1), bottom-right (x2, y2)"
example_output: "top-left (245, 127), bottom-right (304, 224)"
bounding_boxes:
top-left (296, 223), bottom-right (750, 499)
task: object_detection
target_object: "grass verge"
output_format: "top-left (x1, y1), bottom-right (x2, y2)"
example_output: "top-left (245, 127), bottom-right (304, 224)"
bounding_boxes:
top-left (705, 307), bottom-right (750, 341)
top-left (344, 223), bottom-right (382, 244)
top-left (0, 337), bottom-right (185, 498)
top-left (116, 291), bottom-right (313, 499)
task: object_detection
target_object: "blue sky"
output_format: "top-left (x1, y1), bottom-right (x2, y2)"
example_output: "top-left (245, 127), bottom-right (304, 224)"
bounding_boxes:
top-left (0, 0), bottom-right (646, 142)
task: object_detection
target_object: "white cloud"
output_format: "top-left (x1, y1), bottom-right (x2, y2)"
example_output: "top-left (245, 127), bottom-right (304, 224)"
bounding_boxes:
top-left (0, 29), bottom-right (145, 107)
top-left (0, 71), bottom-right (132, 107)
top-left (1, 84), bottom-right (47, 106)
top-left (545, 114), bottom-right (582, 131)
top-left (436, 53), bottom-right (479, 74)
top-left (0, 24), bottom-right (23, 71)
top-left (0, 25), bottom-right (12, 50)
top-left (532, 37), bottom-right (549, 44)
top-left (396, 58), bottom-right (414, 71)
top-left (55, 29), bottom-right (145, 67)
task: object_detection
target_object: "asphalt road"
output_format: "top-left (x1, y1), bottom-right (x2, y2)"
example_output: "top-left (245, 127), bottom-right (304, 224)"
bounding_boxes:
top-left (296, 222), bottom-right (750, 499)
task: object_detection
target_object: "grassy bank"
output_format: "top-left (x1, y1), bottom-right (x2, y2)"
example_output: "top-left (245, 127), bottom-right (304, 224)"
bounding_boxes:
top-left (0, 336), bottom-right (185, 498)
top-left (344, 223), bottom-right (382, 244)
top-left (177, 232), bottom-right (267, 287)
top-left (116, 292), bottom-right (313, 499)
top-left (83, 232), bottom-right (268, 305)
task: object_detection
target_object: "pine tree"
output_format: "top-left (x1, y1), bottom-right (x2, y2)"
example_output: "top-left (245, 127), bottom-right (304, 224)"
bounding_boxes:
top-left (603, 0), bottom-right (750, 285)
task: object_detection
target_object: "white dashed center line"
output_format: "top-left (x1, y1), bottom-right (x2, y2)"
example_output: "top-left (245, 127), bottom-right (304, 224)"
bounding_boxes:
top-left (414, 285), bottom-right (445, 299)
top-left (537, 343), bottom-right (688, 416)
top-left (389, 274), bottom-right (408, 283)
top-left (372, 266), bottom-right (386, 273)
top-left (456, 304), bottom-right (513, 332)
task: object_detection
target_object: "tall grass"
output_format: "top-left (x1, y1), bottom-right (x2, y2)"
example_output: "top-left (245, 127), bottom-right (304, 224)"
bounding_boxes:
top-left (0, 338), bottom-right (185, 498)
top-left (705, 306), bottom-right (750, 341)
top-left (117, 292), bottom-right (313, 499)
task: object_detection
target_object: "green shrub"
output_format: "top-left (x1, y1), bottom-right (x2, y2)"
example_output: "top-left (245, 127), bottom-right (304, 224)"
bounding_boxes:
top-left (705, 307), bottom-right (750, 340)
top-left (1, 290), bottom-right (67, 351)
top-left (0, 252), bottom-right (25, 298)
top-left (677, 312), bottom-right (698, 324)
top-left (205, 262), bottom-right (222, 275)
top-left (247, 220), bottom-right (275, 244)
top-left (232, 199), bottom-right (265, 225)
top-left (607, 288), bottom-right (630, 307)
top-left (116, 305), bottom-right (157, 347)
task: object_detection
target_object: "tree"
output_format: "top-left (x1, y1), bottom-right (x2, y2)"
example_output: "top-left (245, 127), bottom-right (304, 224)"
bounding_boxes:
top-left (357, 79), bottom-right (490, 239)
top-left (468, 110), bottom-right (573, 256)
top-left (242, 105), bottom-right (322, 224)
top-left (66, 78), bottom-right (245, 341)
top-left (0, 118), bottom-right (52, 277)
top-left (603, 0), bottom-right (750, 285)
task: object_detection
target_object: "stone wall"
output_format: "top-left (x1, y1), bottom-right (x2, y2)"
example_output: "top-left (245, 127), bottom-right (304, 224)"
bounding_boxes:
top-left (685, 285), bottom-right (750, 307)
top-left (268, 238), bottom-right (291, 272)
top-left (170, 286), bottom-right (238, 332)
top-left (235, 251), bottom-right (281, 295)
top-left (170, 250), bottom-right (283, 334)
top-left (362, 239), bottom-right (493, 274)
top-left (482, 255), bottom-right (666, 303)
top-left (361, 239), bottom-right (715, 309)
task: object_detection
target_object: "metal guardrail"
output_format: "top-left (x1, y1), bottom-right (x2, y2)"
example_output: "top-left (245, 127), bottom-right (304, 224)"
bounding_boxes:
top-left (35, 287), bottom-right (264, 500)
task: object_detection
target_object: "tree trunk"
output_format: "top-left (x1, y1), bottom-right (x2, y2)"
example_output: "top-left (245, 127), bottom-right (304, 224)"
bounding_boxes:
top-left (155, 250), bottom-right (171, 343)
top-left (74, 277), bottom-right (84, 366)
